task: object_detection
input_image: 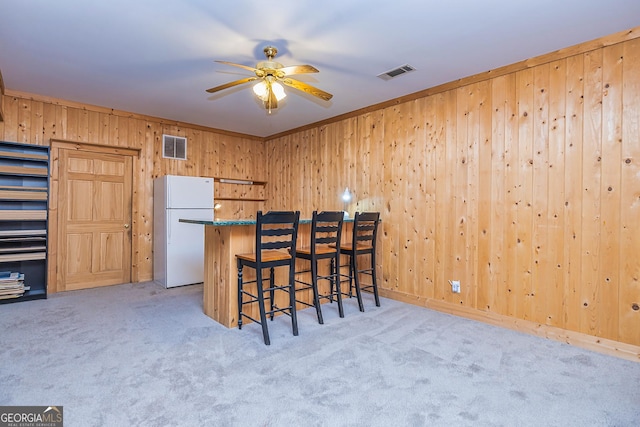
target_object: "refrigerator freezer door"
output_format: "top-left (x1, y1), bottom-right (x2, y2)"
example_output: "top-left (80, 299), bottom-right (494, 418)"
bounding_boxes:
top-left (164, 208), bottom-right (213, 287)
top-left (165, 175), bottom-right (214, 209)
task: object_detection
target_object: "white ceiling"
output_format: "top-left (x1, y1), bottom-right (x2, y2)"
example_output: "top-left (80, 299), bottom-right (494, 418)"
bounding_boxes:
top-left (2, 1), bottom-right (639, 138)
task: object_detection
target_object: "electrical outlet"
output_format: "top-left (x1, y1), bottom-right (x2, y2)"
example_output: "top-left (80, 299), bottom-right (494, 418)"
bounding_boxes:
top-left (449, 280), bottom-right (461, 293)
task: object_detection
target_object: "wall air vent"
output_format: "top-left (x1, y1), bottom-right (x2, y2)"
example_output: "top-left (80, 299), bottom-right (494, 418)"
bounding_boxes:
top-left (377, 64), bottom-right (416, 81)
top-left (162, 134), bottom-right (187, 160)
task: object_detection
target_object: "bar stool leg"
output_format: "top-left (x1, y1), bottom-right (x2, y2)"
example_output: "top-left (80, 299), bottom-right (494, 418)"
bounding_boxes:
top-left (237, 261), bottom-right (244, 330)
top-left (255, 268), bottom-right (271, 345)
top-left (269, 267), bottom-right (275, 321)
top-left (288, 263), bottom-right (299, 336)
top-left (351, 255), bottom-right (364, 312)
top-left (371, 251), bottom-right (380, 307)
top-left (311, 259), bottom-right (324, 324)
top-left (332, 257), bottom-right (345, 318)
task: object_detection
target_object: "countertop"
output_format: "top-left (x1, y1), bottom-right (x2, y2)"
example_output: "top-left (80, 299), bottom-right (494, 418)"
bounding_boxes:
top-left (179, 216), bottom-right (354, 226)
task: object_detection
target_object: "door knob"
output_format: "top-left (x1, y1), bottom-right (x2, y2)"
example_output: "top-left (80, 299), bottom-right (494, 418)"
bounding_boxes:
top-left (124, 224), bottom-right (130, 229)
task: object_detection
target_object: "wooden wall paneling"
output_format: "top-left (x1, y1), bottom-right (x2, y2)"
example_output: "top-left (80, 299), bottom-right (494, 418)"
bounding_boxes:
top-left (489, 76), bottom-right (507, 314)
top-left (301, 129), bottom-right (313, 212)
top-left (400, 100), bottom-right (418, 297)
top-left (516, 68), bottom-right (535, 320)
top-left (469, 81), bottom-right (488, 308)
top-left (283, 134), bottom-right (296, 211)
top-left (190, 128), bottom-right (204, 176)
top-left (361, 110), bottom-right (387, 288)
top-left (98, 111), bottom-right (110, 146)
top-left (281, 134), bottom-right (293, 211)
top-left (265, 140), bottom-right (277, 210)
top-left (463, 83), bottom-right (479, 307)
top-left (580, 49), bottom-right (604, 337)
top-left (3, 96), bottom-right (19, 142)
top-left (546, 59), bottom-right (567, 327)
top-left (441, 90), bottom-right (457, 302)
top-left (56, 105), bottom-right (68, 141)
top-left (619, 38), bottom-right (640, 345)
top-left (129, 118), bottom-right (146, 281)
top-left (86, 110), bottom-right (99, 143)
top-left (310, 128), bottom-right (323, 212)
top-left (277, 134), bottom-right (290, 210)
top-left (319, 127), bottom-right (331, 212)
top-left (412, 98), bottom-right (426, 298)
top-left (314, 126), bottom-right (326, 213)
top-left (384, 104), bottom-right (404, 294)
top-left (382, 106), bottom-right (400, 292)
top-left (65, 106), bottom-right (79, 142)
top-left (453, 85), bottom-right (470, 306)
top-left (531, 63), bottom-right (550, 325)
top-left (563, 54), bottom-right (585, 331)
top-left (148, 121), bottom-right (163, 179)
top-left (199, 131), bottom-right (215, 178)
top-left (353, 116), bottom-right (366, 213)
top-left (477, 79), bottom-right (493, 312)
top-left (432, 93), bottom-right (447, 301)
top-left (503, 75), bottom-right (521, 316)
top-left (502, 73), bottom-right (518, 317)
top-left (334, 121), bottom-right (347, 214)
top-left (30, 100), bottom-right (44, 146)
top-left (423, 96), bottom-right (437, 300)
top-left (599, 43), bottom-right (624, 340)
top-left (76, 107), bottom-right (89, 142)
top-left (17, 97), bottom-right (31, 143)
top-left (307, 129), bottom-right (317, 215)
top-left (42, 102), bottom-right (57, 143)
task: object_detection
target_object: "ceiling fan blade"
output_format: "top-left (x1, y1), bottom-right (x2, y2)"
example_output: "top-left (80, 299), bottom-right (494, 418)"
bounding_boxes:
top-left (278, 64), bottom-right (319, 76)
top-left (205, 76), bottom-right (259, 93)
top-left (280, 78), bottom-right (333, 101)
top-left (215, 60), bottom-right (259, 73)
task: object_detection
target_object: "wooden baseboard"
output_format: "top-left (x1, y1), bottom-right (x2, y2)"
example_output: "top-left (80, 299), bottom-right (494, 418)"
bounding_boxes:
top-left (379, 288), bottom-right (640, 363)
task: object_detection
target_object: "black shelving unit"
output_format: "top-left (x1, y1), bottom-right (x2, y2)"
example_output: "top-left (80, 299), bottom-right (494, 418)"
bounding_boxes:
top-left (0, 141), bottom-right (49, 304)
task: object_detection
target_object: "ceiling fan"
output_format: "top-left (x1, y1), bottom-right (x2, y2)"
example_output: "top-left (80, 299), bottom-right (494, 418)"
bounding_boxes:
top-left (206, 46), bottom-right (333, 113)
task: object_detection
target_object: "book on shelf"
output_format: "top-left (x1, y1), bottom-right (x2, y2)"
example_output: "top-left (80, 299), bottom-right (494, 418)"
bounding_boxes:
top-left (0, 271), bottom-right (25, 298)
top-left (0, 271), bottom-right (21, 280)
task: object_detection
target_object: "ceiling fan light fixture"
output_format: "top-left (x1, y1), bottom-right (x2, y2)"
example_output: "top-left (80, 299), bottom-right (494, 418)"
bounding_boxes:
top-left (271, 82), bottom-right (286, 101)
top-left (252, 80), bottom-right (286, 102)
top-left (252, 81), bottom-right (268, 99)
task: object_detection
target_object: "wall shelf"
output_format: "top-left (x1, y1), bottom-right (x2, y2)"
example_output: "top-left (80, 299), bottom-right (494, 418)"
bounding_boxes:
top-left (0, 141), bottom-right (50, 304)
top-left (214, 177), bottom-right (266, 203)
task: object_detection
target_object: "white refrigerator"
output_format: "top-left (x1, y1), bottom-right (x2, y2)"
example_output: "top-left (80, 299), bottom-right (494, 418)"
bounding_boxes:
top-left (153, 175), bottom-right (214, 288)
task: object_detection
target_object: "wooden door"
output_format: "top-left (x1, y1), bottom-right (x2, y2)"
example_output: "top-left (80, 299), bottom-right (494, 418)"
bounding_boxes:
top-left (58, 149), bottom-right (133, 290)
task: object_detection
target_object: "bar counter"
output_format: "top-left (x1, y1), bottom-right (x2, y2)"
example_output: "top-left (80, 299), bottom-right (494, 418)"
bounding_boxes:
top-left (180, 217), bottom-right (352, 328)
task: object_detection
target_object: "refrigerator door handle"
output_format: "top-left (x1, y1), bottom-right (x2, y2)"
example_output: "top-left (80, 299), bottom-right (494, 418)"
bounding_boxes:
top-left (167, 211), bottom-right (171, 243)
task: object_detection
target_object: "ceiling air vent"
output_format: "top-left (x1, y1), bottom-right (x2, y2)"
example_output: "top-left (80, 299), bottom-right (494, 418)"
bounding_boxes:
top-left (162, 134), bottom-right (187, 160)
top-left (377, 64), bottom-right (416, 81)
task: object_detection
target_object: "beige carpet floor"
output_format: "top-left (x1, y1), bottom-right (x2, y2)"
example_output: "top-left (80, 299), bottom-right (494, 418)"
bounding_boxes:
top-left (1, 281), bottom-right (639, 426)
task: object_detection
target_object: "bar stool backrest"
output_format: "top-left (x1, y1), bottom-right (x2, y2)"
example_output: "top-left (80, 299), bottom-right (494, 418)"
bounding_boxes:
top-left (255, 210), bottom-right (300, 263)
top-left (311, 211), bottom-right (344, 255)
top-left (352, 211), bottom-right (380, 251)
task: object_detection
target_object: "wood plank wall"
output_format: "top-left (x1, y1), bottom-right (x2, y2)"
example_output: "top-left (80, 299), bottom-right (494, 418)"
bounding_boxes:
top-left (0, 95), bottom-right (266, 290)
top-left (265, 34), bottom-right (640, 350)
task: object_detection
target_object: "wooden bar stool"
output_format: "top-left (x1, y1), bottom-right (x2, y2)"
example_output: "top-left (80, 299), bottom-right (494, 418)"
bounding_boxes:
top-left (236, 211), bottom-right (300, 345)
top-left (334, 211), bottom-right (381, 311)
top-left (294, 211), bottom-right (344, 324)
